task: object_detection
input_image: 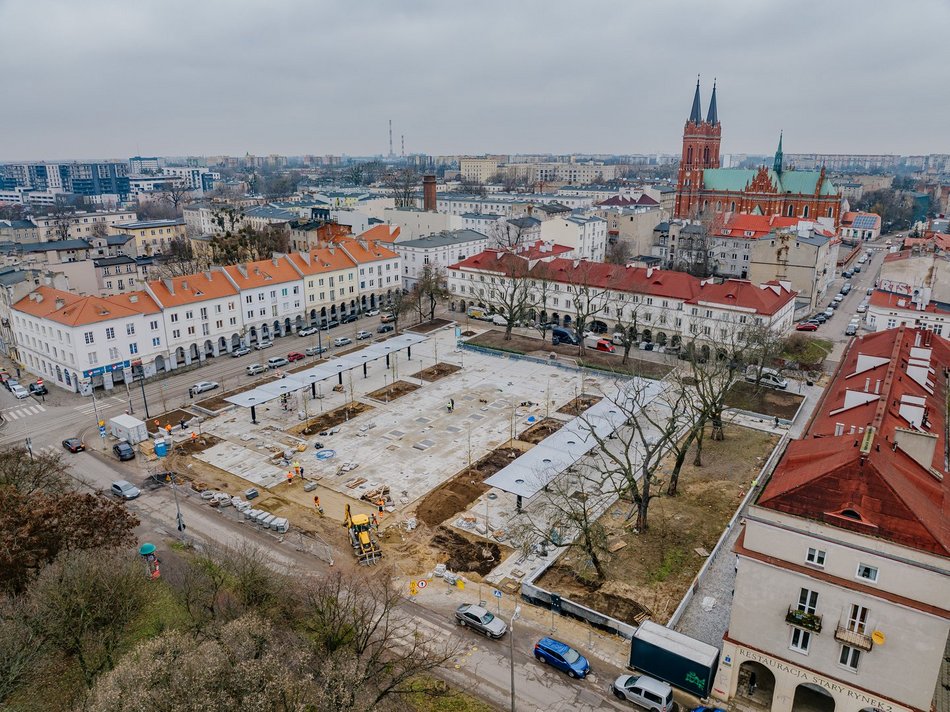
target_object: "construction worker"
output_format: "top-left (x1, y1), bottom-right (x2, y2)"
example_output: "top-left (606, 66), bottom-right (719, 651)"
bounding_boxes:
top-left (287, 471), bottom-right (294, 485)
top-left (314, 495), bottom-right (323, 515)
top-left (377, 498), bottom-right (384, 514)
top-left (371, 513), bottom-right (379, 532)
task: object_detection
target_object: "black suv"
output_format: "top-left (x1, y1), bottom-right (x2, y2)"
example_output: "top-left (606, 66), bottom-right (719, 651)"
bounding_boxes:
top-left (320, 319), bottom-right (340, 331)
top-left (113, 442), bottom-right (135, 461)
top-left (341, 313), bottom-right (359, 324)
top-left (29, 382), bottom-right (48, 396)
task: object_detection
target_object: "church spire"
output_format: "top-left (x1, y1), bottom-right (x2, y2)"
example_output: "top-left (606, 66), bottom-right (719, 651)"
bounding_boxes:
top-left (773, 131), bottom-right (784, 173)
top-left (706, 79), bottom-right (718, 124)
top-left (689, 76), bottom-right (702, 125)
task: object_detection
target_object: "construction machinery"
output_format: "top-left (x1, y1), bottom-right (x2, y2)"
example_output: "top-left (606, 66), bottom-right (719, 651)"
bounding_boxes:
top-left (344, 504), bottom-right (382, 565)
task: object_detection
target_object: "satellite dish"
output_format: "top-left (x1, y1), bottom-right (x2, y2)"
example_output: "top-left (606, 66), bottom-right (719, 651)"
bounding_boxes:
top-left (871, 631), bottom-right (886, 645)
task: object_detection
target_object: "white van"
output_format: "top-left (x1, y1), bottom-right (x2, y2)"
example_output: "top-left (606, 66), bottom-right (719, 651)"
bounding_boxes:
top-left (490, 313), bottom-right (508, 326)
top-left (745, 366), bottom-right (788, 390)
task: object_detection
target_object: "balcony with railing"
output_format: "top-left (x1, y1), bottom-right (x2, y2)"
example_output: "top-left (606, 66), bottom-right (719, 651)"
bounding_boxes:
top-left (834, 624), bottom-right (873, 652)
top-left (785, 606), bottom-right (823, 633)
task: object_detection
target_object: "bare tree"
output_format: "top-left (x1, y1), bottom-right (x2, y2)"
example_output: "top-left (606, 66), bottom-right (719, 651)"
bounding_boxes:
top-left (530, 273), bottom-right (556, 342)
top-left (487, 255), bottom-right (533, 341)
top-left (489, 219), bottom-right (531, 252)
top-left (151, 238), bottom-right (213, 278)
top-left (415, 264), bottom-right (449, 322)
top-left (388, 291), bottom-right (414, 333)
top-left (49, 201), bottom-right (73, 241)
top-left (384, 167), bottom-right (419, 208)
top-left (567, 262), bottom-right (610, 355)
top-left (609, 294), bottom-right (643, 366)
top-left (605, 238), bottom-right (633, 266)
top-left (157, 178), bottom-right (193, 213)
top-left (517, 464), bottom-right (612, 582)
top-left (580, 379), bottom-right (686, 531)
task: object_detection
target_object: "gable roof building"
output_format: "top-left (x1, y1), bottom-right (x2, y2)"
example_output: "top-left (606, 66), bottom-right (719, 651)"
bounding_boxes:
top-left (715, 326), bottom-right (950, 712)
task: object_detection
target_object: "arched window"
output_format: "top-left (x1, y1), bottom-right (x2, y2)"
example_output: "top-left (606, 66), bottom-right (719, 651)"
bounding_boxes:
top-left (702, 200), bottom-right (708, 213)
top-left (716, 201), bottom-right (722, 212)
top-left (703, 147), bottom-right (709, 165)
top-left (687, 146), bottom-right (693, 165)
top-left (786, 204), bottom-right (795, 217)
top-left (730, 201), bottom-right (736, 211)
top-left (803, 206), bottom-right (809, 218)
top-left (827, 207), bottom-right (833, 217)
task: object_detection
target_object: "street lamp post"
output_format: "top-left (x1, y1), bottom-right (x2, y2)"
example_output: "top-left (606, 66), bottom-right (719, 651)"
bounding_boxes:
top-left (509, 604), bottom-right (522, 712)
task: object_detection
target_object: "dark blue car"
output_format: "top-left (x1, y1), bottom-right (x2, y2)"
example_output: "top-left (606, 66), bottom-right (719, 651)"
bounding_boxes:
top-left (533, 637), bottom-right (590, 678)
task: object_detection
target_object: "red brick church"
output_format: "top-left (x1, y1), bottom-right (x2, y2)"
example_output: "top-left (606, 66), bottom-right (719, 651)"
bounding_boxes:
top-left (674, 80), bottom-right (842, 225)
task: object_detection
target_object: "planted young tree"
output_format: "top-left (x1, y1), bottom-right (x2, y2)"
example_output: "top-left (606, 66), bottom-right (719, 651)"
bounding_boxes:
top-left (388, 291), bottom-right (414, 333)
top-left (610, 294), bottom-right (643, 366)
top-left (416, 264), bottom-right (449, 322)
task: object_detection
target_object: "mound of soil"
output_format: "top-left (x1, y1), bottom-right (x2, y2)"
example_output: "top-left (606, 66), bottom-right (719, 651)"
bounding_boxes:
top-left (539, 565), bottom-right (653, 625)
top-left (412, 362), bottom-right (462, 382)
top-left (415, 446), bottom-right (524, 527)
top-left (431, 526), bottom-right (502, 576)
top-left (174, 433), bottom-right (222, 455)
top-left (408, 318), bottom-right (452, 334)
top-left (518, 418), bottom-right (565, 444)
top-left (366, 380), bottom-right (420, 402)
top-left (146, 408), bottom-right (199, 434)
top-left (291, 401), bottom-right (374, 436)
top-left (557, 394), bottom-right (602, 416)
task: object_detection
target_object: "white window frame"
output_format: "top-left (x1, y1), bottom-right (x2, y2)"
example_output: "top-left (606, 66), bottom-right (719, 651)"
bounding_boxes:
top-left (838, 644), bottom-right (860, 672)
top-left (805, 548), bottom-right (826, 567)
top-left (856, 563), bottom-right (878, 583)
top-left (789, 627), bottom-right (811, 654)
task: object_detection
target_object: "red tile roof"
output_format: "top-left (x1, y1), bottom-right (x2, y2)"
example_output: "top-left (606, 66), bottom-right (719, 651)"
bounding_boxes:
top-left (718, 213), bottom-right (799, 239)
top-left (840, 211), bottom-right (881, 230)
top-left (450, 251), bottom-right (796, 314)
top-left (759, 326), bottom-right (950, 556)
top-left (13, 286), bottom-right (160, 326)
top-left (357, 224), bottom-right (400, 243)
top-left (514, 240), bottom-right (574, 260)
top-left (223, 256), bottom-right (301, 289)
top-left (337, 238), bottom-right (398, 264)
top-left (869, 288), bottom-right (950, 316)
top-left (147, 271), bottom-right (238, 307)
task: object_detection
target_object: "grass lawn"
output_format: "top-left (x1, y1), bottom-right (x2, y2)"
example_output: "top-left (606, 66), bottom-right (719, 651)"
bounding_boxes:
top-left (406, 677), bottom-right (497, 712)
top-left (537, 426), bottom-right (779, 624)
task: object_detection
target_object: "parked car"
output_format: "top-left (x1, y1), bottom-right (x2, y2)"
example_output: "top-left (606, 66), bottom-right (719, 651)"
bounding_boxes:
top-left (745, 366), bottom-right (788, 390)
top-left (377, 324), bottom-right (394, 334)
top-left (341, 313), bottom-right (359, 324)
top-left (3, 378), bottom-right (18, 392)
top-left (845, 323), bottom-right (858, 336)
top-left (842, 269), bottom-right (853, 278)
top-left (853, 265), bottom-right (862, 273)
top-left (28, 382), bottom-right (48, 396)
top-left (254, 339), bottom-right (274, 350)
top-left (454, 603), bottom-right (508, 639)
top-left (189, 381), bottom-right (219, 396)
top-left (856, 304), bottom-right (867, 313)
top-left (534, 637), bottom-right (590, 679)
top-left (320, 319), bottom-right (340, 330)
top-left (111, 479), bottom-right (140, 499)
top-left (379, 313), bottom-right (396, 324)
top-left (112, 442), bottom-right (135, 461)
top-left (365, 309), bottom-right (380, 317)
top-left (551, 326), bottom-right (579, 346)
top-left (613, 675), bottom-right (675, 712)
top-left (10, 384), bottom-right (29, 399)
top-left (334, 336), bottom-right (352, 347)
top-left (867, 287), bottom-right (874, 296)
top-left (594, 338), bottom-right (616, 352)
top-left (795, 322), bottom-right (819, 331)
top-left (298, 326), bottom-right (318, 337)
top-left (286, 352), bottom-right (305, 362)
top-left (305, 345), bottom-right (327, 356)
top-left (356, 330), bottom-right (372, 340)
top-left (833, 294), bottom-right (844, 304)
top-left (231, 346), bottom-right (251, 358)
top-left (246, 363), bottom-right (267, 376)
top-left (490, 313), bottom-right (508, 326)
top-left (823, 307), bottom-right (835, 318)
top-left (267, 356), bottom-right (289, 369)
top-left (811, 313), bottom-right (827, 323)
top-left (62, 437), bottom-right (85, 453)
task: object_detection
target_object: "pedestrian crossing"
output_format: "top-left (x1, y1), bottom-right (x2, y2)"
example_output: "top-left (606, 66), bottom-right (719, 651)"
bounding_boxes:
top-left (73, 395), bottom-right (126, 416)
top-left (2, 403), bottom-right (45, 420)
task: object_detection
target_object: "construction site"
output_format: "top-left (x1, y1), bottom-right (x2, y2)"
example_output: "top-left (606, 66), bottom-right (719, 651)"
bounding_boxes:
top-left (139, 319), bottom-right (776, 632)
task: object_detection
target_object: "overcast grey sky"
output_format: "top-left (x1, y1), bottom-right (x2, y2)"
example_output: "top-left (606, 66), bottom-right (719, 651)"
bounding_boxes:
top-left (1, 0), bottom-right (947, 161)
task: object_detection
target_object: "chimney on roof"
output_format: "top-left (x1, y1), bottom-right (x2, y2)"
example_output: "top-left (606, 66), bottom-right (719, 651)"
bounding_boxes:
top-left (646, 267), bottom-right (654, 278)
top-left (204, 271), bottom-right (212, 281)
top-left (874, 379), bottom-right (881, 394)
top-left (237, 264), bottom-right (247, 278)
top-left (864, 377), bottom-right (870, 392)
top-left (272, 256), bottom-right (279, 267)
top-left (129, 294), bottom-right (138, 303)
top-left (55, 297), bottom-right (64, 309)
top-left (182, 280), bottom-right (188, 291)
top-left (423, 175), bottom-right (437, 211)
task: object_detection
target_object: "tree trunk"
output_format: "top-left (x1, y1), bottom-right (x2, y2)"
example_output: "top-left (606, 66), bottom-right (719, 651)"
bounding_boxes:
top-left (711, 409), bottom-right (725, 441)
top-left (667, 428), bottom-right (699, 496)
top-left (693, 424), bottom-right (705, 467)
top-left (636, 495), bottom-right (650, 532)
top-left (504, 322), bottom-right (514, 341)
top-left (586, 540), bottom-right (607, 581)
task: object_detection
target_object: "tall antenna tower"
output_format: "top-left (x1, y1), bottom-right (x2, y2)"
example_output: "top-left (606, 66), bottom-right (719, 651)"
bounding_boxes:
top-left (401, 135), bottom-right (405, 157)
top-left (388, 119), bottom-right (394, 158)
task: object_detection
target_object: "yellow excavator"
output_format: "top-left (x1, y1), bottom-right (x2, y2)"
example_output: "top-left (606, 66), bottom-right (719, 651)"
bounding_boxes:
top-left (344, 504), bottom-right (382, 565)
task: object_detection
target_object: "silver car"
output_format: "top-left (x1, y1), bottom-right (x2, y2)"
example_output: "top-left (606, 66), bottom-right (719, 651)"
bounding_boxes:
top-left (455, 603), bottom-right (508, 638)
top-left (613, 675), bottom-right (674, 712)
top-left (111, 480), bottom-right (141, 500)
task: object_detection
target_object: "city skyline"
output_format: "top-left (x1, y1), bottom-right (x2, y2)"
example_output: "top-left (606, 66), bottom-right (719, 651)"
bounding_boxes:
top-left (1, 0), bottom-right (949, 161)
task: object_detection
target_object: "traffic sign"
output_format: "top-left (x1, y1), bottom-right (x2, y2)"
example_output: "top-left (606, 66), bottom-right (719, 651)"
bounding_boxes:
top-left (98, 426), bottom-right (106, 438)
top-left (416, 579), bottom-right (428, 589)
top-left (492, 589), bottom-right (502, 598)
top-left (409, 582), bottom-right (418, 596)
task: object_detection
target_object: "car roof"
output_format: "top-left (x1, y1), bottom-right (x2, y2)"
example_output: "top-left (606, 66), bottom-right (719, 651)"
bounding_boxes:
top-left (464, 604), bottom-right (489, 616)
top-left (114, 479), bottom-right (132, 487)
top-left (632, 675), bottom-right (672, 695)
top-left (538, 637), bottom-right (572, 654)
